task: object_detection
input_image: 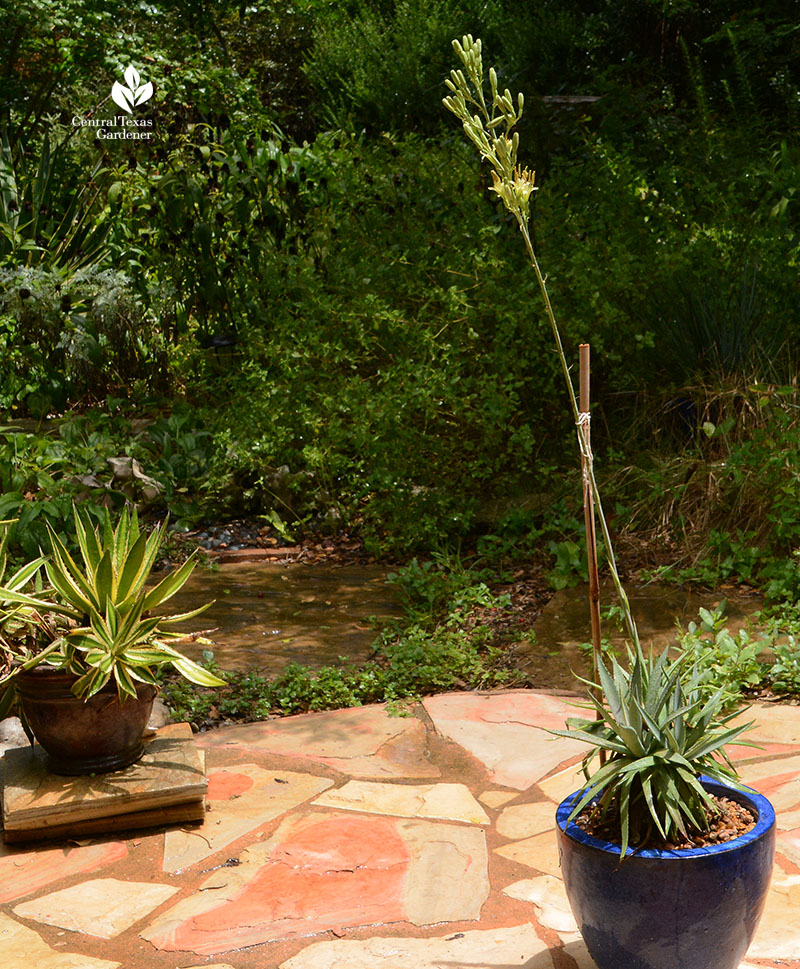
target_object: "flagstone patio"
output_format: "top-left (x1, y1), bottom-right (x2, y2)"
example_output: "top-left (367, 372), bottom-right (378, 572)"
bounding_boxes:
top-left (1, 690), bottom-right (799, 969)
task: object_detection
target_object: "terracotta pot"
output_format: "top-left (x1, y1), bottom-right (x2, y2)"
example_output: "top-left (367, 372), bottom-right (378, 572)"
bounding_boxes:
top-left (15, 667), bottom-right (157, 775)
top-left (556, 778), bottom-right (776, 969)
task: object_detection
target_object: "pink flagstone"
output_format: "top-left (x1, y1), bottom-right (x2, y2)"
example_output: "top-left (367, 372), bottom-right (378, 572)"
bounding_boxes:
top-left (162, 766), bottom-right (332, 873)
top-left (146, 814), bottom-right (410, 953)
top-left (206, 769), bottom-right (255, 800)
top-left (0, 841), bottom-right (128, 904)
top-left (144, 811), bottom-right (489, 955)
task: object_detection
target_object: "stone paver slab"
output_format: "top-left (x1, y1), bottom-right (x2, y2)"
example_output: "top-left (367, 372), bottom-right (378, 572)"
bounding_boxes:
top-left (497, 800), bottom-right (557, 840)
top-left (0, 913), bottom-right (120, 968)
top-left (537, 763), bottom-right (585, 805)
top-left (0, 841), bottom-right (127, 904)
top-left (423, 692), bottom-right (585, 790)
top-left (778, 806), bottom-right (800, 831)
top-left (777, 829), bottom-right (800, 871)
top-left (430, 690), bottom-right (583, 731)
top-left (163, 765), bottom-right (332, 872)
top-left (503, 874), bottom-right (577, 935)
top-left (198, 704), bottom-right (439, 779)
top-left (729, 703), bottom-right (800, 746)
top-left (747, 870), bottom-right (800, 960)
top-left (399, 817), bottom-right (488, 925)
top-left (560, 938), bottom-right (601, 969)
top-left (14, 877), bottom-right (178, 939)
top-left (279, 924), bottom-right (554, 969)
top-left (143, 811), bottom-right (488, 955)
top-left (312, 780), bottom-right (489, 824)
top-left (479, 789), bottom-right (518, 808)
top-left (735, 753), bottom-right (800, 812)
top-left (495, 829), bottom-right (562, 878)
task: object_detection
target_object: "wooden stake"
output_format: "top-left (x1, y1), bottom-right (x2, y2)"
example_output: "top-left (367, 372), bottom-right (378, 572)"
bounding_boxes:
top-left (579, 344), bottom-right (603, 720)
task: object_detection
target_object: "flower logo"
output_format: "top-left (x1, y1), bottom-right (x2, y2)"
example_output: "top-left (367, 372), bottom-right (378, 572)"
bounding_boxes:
top-left (111, 66), bottom-right (153, 114)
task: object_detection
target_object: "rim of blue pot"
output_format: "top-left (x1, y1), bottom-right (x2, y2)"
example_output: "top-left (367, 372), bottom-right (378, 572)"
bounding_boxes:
top-left (556, 775), bottom-right (775, 859)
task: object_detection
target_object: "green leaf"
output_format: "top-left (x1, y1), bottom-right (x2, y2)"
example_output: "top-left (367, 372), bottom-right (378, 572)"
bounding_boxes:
top-left (141, 553), bottom-right (198, 611)
top-left (116, 531), bottom-right (150, 602)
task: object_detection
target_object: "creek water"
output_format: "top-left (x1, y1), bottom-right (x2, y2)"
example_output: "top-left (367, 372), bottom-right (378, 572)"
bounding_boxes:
top-left (520, 580), bottom-right (762, 691)
top-left (163, 562), bottom-right (401, 671)
top-left (163, 563), bottom-right (763, 688)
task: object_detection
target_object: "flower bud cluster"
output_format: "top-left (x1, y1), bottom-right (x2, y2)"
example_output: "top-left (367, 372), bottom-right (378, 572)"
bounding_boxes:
top-left (442, 35), bottom-right (533, 227)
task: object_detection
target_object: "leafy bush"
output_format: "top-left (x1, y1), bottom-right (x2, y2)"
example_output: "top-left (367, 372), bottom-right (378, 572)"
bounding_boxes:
top-left (678, 602), bottom-right (765, 702)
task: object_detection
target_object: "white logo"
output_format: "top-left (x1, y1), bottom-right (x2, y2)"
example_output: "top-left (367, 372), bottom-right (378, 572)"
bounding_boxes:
top-left (111, 66), bottom-right (153, 114)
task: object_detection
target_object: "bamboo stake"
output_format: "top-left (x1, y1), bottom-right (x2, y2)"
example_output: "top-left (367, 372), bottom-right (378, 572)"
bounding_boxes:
top-left (579, 345), bottom-right (603, 722)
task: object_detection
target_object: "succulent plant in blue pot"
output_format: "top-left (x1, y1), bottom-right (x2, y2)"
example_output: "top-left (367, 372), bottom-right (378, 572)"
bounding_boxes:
top-left (443, 34), bottom-right (776, 969)
top-left (551, 645), bottom-right (775, 969)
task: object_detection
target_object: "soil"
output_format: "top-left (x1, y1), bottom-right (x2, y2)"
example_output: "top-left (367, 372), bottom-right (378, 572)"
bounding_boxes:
top-left (575, 795), bottom-right (757, 851)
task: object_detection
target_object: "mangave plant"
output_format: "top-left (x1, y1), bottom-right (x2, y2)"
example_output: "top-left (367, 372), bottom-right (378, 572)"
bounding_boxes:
top-left (550, 646), bottom-right (754, 856)
top-left (444, 35), bottom-right (755, 848)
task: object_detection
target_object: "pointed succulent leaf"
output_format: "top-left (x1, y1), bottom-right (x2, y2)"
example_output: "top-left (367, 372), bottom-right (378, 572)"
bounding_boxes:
top-left (116, 531), bottom-right (151, 602)
top-left (113, 662), bottom-right (138, 699)
top-left (74, 507), bottom-right (102, 571)
top-left (141, 553), bottom-right (198, 611)
top-left (546, 727), bottom-right (630, 755)
top-left (157, 601), bottom-right (213, 626)
top-left (684, 721), bottom-right (755, 761)
top-left (166, 652), bottom-right (226, 686)
top-left (6, 554), bottom-right (47, 590)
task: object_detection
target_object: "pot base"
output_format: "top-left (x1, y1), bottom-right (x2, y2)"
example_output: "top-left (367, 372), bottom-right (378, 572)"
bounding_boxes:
top-left (16, 668), bottom-right (157, 777)
top-left (42, 741), bottom-right (147, 776)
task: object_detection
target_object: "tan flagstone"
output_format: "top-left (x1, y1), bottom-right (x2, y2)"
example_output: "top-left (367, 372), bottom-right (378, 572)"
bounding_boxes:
top-left (502, 875), bottom-right (577, 934)
top-left (778, 806), bottom-right (800, 831)
top-left (747, 870), bottom-right (800, 960)
top-left (279, 924), bottom-right (554, 969)
top-left (495, 829), bottom-right (563, 878)
top-left (312, 780), bottom-right (489, 824)
top-left (13, 877), bottom-right (177, 939)
top-left (479, 789), bottom-right (518, 808)
top-left (426, 690), bottom-right (580, 731)
top-left (162, 765), bottom-right (332, 872)
top-left (497, 800), bottom-right (558, 840)
top-left (736, 753), bottom-right (800, 812)
top-left (423, 692), bottom-right (585, 790)
top-left (729, 702), bottom-right (800, 746)
top-left (197, 704), bottom-right (439, 779)
top-left (560, 937), bottom-right (599, 968)
top-left (0, 913), bottom-right (120, 969)
top-left (777, 829), bottom-right (800, 870)
top-left (537, 763), bottom-right (585, 805)
top-left (397, 818), bottom-right (489, 925)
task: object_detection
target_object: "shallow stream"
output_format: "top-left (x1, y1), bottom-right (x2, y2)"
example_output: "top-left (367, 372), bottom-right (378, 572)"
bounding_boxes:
top-left (164, 562), bottom-right (764, 690)
top-left (163, 562), bottom-right (401, 671)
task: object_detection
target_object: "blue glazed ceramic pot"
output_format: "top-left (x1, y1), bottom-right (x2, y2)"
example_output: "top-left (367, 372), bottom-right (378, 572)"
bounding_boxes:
top-left (556, 778), bottom-right (775, 969)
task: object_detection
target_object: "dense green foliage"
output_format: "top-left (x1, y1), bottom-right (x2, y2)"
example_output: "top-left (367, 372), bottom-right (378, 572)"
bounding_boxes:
top-left (1, 1), bottom-right (799, 588)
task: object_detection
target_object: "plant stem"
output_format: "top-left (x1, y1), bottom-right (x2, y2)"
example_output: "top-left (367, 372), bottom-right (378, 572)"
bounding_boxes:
top-left (518, 221), bottom-right (641, 652)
